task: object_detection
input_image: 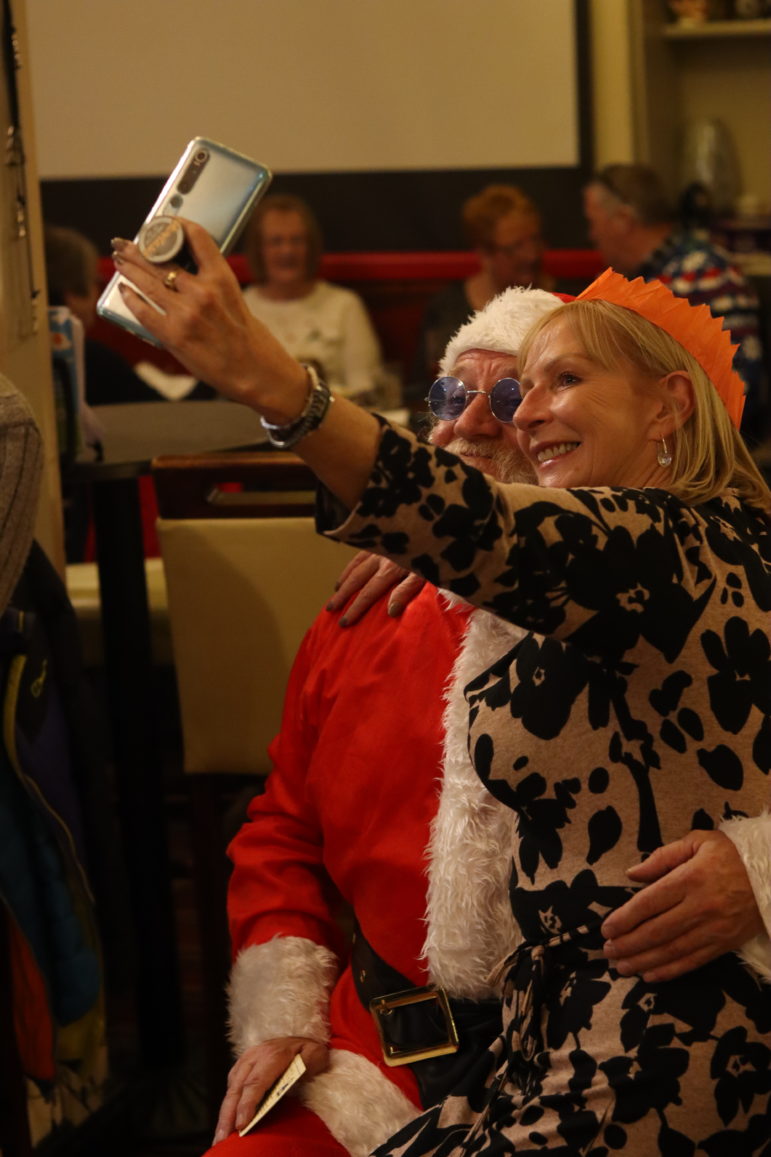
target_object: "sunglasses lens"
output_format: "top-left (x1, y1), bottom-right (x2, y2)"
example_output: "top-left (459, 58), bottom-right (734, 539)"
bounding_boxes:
top-left (489, 378), bottom-right (522, 423)
top-left (427, 377), bottom-right (467, 420)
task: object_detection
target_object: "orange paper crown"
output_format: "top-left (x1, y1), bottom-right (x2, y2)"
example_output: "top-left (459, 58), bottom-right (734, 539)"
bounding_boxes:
top-left (577, 268), bottom-right (745, 429)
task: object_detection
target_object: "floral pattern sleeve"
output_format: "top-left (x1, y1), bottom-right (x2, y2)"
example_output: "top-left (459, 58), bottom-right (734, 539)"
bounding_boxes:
top-left (320, 420), bottom-right (771, 663)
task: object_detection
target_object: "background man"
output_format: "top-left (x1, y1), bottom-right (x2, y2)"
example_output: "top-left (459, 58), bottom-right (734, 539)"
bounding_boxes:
top-left (583, 163), bottom-right (766, 437)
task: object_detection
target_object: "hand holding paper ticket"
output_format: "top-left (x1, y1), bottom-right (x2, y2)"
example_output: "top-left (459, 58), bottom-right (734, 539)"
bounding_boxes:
top-left (238, 1054), bottom-right (307, 1136)
top-left (213, 1037), bottom-right (329, 1145)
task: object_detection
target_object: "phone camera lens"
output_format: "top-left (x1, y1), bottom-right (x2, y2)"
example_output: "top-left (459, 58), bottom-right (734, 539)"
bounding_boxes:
top-left (178, 147), bottom-right (210, 194)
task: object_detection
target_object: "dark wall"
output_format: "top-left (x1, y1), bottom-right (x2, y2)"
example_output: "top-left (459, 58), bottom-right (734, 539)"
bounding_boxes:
top-left (41, 165), bottom-right (592, 256)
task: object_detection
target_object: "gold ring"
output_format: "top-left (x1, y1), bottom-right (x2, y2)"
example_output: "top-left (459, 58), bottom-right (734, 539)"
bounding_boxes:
top-left (163, 269), bottom-right (179, 292)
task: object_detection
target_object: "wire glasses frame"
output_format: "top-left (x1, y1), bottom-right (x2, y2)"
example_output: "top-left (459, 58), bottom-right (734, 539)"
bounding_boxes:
top-left (426, 376), bottom-right (523, 424)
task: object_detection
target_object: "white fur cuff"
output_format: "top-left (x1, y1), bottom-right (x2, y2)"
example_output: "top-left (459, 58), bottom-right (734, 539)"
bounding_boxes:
top-left (300, 1049), bottom-right (419, 1157)
top-left (228, 937), bottom-right (339, 1054)
top-left (720, 812), bottom-right (771, 984)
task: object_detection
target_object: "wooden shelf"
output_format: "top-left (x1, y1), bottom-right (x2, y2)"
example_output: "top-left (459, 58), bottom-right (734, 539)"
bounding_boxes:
top-left (663, 18), bottom-right (771, 38)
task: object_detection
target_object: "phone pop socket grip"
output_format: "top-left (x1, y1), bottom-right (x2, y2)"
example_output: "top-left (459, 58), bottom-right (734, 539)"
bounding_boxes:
top-left (137, 215), bottom-right (185, 264)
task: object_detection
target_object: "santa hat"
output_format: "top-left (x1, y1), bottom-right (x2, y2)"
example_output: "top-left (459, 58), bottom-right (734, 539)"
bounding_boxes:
top-left (439, 287), bottom-right (571, 375)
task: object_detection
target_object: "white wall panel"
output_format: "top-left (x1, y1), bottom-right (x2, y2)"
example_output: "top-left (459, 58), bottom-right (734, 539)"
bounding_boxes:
top-left (27, 0), bottom-right (579, 178)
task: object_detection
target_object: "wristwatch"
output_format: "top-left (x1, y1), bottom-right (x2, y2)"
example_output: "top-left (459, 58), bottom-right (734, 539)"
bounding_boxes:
top-left (260, 365), bottom-right (334, 449)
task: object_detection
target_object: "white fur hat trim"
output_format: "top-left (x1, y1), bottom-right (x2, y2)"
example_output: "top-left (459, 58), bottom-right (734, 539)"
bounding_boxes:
top-left (440, 286), bottom-right (563, 375)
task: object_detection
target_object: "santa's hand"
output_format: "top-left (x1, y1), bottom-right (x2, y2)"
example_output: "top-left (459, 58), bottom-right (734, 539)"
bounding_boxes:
top-left (212, 1036), bottom-right (329, 1144)
top-left (601, 830), bottom-right (763, 982)
top-left (327, 551), bottom-right (425, 626)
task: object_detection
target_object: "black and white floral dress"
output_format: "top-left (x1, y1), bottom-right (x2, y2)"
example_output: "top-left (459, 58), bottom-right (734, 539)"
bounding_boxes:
top-left (320, 423), bottom-right (771, 1155)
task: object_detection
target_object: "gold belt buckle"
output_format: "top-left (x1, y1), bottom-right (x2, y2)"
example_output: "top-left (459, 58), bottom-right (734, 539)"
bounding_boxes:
top-left (370, 984), bottom-right (459, 1067)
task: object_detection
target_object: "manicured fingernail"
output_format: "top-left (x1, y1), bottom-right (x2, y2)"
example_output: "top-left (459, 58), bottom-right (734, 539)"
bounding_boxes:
top-left (387, 602), bottom-right (401, 617)
top-left (112, 252), bottom-right (124, 265)
top-left (111, 237), bottom-right (129, 251)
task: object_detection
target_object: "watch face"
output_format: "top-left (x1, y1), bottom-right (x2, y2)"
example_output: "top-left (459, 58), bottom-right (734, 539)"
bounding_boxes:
top-left (137, 216), bottom-right (185, 264)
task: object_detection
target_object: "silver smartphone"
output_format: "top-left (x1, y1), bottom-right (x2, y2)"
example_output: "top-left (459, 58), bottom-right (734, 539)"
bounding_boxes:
top-left (97, 137), bottom-right (272, 345)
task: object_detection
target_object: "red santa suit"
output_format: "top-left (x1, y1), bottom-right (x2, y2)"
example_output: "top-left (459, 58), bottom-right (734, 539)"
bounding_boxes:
top-left (207, 286), bottom-right (578, 1156)
top-left (209, 586), bottom-right (524, 1156)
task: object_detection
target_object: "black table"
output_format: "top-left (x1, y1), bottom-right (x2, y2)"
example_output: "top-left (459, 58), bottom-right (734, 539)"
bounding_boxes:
top-left (68, 401), bottom-right (268, 1067)
top-left (82, 399), bottom-right (268, 473)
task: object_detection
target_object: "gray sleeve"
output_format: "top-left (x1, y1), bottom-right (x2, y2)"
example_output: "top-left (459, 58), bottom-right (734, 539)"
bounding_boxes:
top-left (0, 373), bottom-right (43, 614)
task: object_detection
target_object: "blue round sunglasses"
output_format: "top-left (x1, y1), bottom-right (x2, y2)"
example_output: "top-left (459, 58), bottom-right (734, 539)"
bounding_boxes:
top-left (426, 376), bottom-right (523, 424)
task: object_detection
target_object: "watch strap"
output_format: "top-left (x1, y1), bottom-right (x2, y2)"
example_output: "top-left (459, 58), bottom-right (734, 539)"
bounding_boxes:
top-left (260, 365), bottom-right (334, 449)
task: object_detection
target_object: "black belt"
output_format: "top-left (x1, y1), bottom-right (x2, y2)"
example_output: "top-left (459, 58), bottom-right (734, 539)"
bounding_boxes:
top-left (350, 923), bottom-right (501, 1109)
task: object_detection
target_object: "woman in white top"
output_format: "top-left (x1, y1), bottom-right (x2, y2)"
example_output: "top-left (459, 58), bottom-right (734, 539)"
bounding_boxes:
top-left (242, 194), bottom-right (383, 401)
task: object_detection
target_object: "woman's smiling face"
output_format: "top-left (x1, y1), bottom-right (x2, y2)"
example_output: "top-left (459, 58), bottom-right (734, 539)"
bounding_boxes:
top-left (514, 316), bottom-right (666, 490)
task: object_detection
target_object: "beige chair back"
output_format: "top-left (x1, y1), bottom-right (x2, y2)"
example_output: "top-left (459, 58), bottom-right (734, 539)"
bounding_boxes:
top-left (153, 453), bottom-right (358, 776)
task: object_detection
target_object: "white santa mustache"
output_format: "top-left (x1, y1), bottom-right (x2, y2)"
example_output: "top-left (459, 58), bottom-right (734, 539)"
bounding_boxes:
top-left (441, 437), bottom-right (535, 485)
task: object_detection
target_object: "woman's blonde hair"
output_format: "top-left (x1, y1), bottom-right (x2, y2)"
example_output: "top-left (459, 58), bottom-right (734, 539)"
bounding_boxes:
top-left (519, 300), bottom-right (771, 513)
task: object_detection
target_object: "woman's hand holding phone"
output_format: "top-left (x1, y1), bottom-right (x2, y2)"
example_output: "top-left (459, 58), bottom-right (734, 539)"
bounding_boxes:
top-left (113, 222), bottom-right (308, 423)
top-left (114, 219), bottom-right (383, 512)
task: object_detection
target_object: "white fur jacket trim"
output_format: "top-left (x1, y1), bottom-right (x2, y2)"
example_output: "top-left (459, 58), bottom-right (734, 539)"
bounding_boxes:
top-left (299, 1049), bottom-right (419, 1156)
top-left (422, 604), bottom-right (523, 998)
top-left (228, 942), bottom-right (419, 1155)
top-left (228, 937), bottom-right (338, 1054)
top-left (720, 811), bottom-right (771, 983)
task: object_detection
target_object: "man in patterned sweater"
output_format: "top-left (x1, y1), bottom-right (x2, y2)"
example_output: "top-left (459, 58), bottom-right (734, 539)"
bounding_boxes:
top-left (583, 163), bottom-right (765, 435)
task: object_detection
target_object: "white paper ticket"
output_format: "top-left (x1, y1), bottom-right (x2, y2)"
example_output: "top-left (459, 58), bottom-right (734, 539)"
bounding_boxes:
top-left (238, 1053), bottom-right (307, 1135)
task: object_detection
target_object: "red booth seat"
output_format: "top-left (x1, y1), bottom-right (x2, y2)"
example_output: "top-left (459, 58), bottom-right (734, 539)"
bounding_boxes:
top-left (93, 249), bottom-right (604, 378)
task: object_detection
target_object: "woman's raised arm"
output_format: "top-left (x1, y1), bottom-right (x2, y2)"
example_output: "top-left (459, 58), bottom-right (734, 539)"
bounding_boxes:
top-left (112, 220), bottom-right (381, 510)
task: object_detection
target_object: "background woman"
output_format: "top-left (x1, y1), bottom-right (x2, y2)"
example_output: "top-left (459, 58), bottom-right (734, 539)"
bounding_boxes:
top-left (113, 229), bottom-right (771, 1149)
top-left (409, 184), bottom-right (552, 395)
top-left (242, 193), bottom-right (383, 402)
